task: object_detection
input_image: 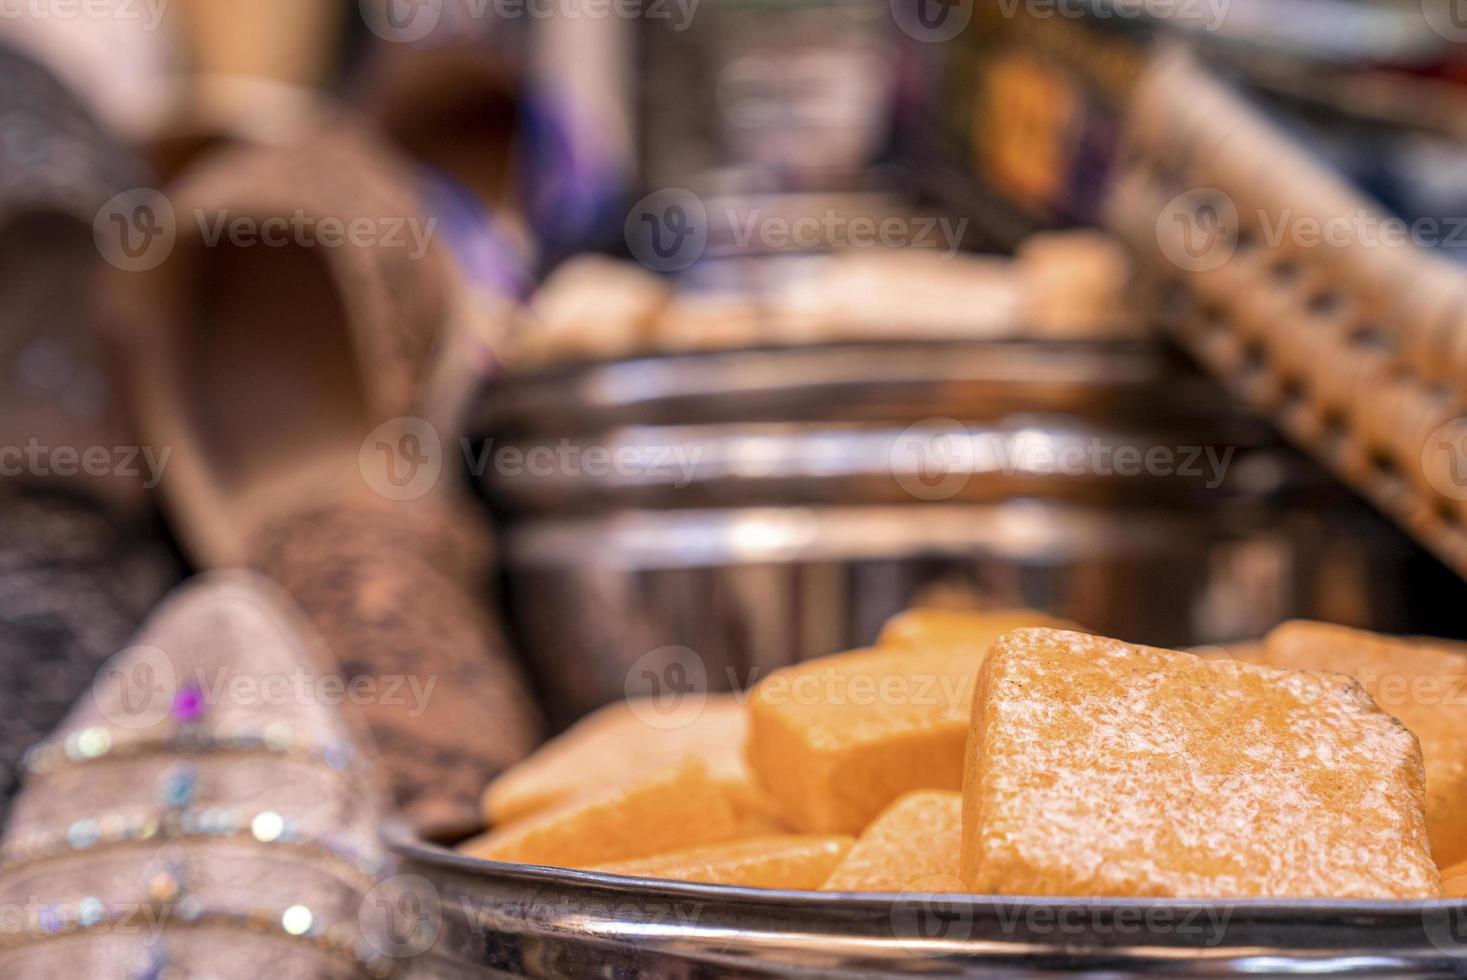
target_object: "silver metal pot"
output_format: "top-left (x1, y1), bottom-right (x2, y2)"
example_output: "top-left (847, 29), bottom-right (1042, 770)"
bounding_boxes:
top-left (384, 824), bottom-right (1467, 978)
top-left (470, 340), bottom-right (1463, 725)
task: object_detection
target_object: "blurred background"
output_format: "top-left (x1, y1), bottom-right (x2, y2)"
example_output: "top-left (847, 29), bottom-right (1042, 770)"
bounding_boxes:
top-left (5, 0), bottom-right (1467, 824)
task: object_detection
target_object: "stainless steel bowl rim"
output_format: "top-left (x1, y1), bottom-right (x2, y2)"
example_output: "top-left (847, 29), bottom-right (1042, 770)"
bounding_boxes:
top-left (385, 824), bottom-right (1467, 976)
top-left (500, 501), bottom-right (1327, 568)
top-left (475, 340), bottom-right (1237, 436)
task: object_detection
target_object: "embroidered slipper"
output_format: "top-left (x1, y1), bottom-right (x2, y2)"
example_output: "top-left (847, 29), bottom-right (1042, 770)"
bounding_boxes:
top-left (1, 572), bottom-right (401, 978)
top-left (251, 494), bottom-right (544, 837)
top-left (114, 119), bottom-right (545, 831)
top-left (117, 119), bottom-right (459, 568)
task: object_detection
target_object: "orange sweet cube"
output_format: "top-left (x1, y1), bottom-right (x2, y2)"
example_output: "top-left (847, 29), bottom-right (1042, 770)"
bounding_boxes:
top-left (718, 774), bottom-right (793, 836)
top-left (463, 760), bottom-right (742, 868)
top-left (1263, 620), bottom-right (1467, 867)
top-left (878, 608), bottom-right (1079, 656)
top-left (1441, 861), bottom-right (1467, 898)
top-left (747, 609), bottom-right (1068, 834)
top-left (484, 695), bottom-right (748, 826)
top-left (962, 628), bottom-right (1438, 899)
top-left (592, 835), bottom-right (853, 889)
top-left (821, 790), bottom-right (962, 892)
top-left (1189, 642), bottom-right (1266, 664)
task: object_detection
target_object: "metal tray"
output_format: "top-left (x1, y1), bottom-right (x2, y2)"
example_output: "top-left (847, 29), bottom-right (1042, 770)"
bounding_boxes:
top-left (383, 825), bottom-right (1467, 978)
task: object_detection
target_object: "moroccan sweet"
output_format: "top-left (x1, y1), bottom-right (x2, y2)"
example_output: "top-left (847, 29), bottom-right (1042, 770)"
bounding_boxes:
top-left (1190, 642), bottom-right (1266, 664)
top-left (962, 628), bottom-right (1439, 899)
top-left (719, 775), bottom-right (794, 836)
top-left (1441, 861), bottom-right (1467, 899)
top-left (822, 790), bottom-right (962, 892)
top-left (747, 609), bottom-right (1067, 833)
top-left (593, 835), bottom-right (854, 889)
top-left (878, 607), bottom-right (1079, 656)
top-left (462, 760), bottom-right (743, 868)
top-left (1263, 620), bottom-right (1467, 867)
top-left (483, 695), bottom-right (747, 826)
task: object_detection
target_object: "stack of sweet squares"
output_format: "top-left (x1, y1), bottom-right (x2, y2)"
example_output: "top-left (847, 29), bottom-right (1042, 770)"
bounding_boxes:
top-left (462, 611), bottom-right (1467, 900)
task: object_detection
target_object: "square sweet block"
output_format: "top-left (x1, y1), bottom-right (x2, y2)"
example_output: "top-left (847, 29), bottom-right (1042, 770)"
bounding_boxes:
top-left (748, 610), bottom-right (1068, 834)
top-left (821, 790), bottom-right (962, 893)
top-left (484, 695), bottom-right (748, 826)
top-left (878, 608), bottom-right (1079, 656)
top-left (962, 629), bottom-right (1439, 899)
top-left (1443, 861), bottom-right (1467, 899)
top-left (1264, 620), bottom-right (1467, 867)
top-left (593, 835), bottom-right (853, 889)
top-left (463, 760), bottom-right (742, 868)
